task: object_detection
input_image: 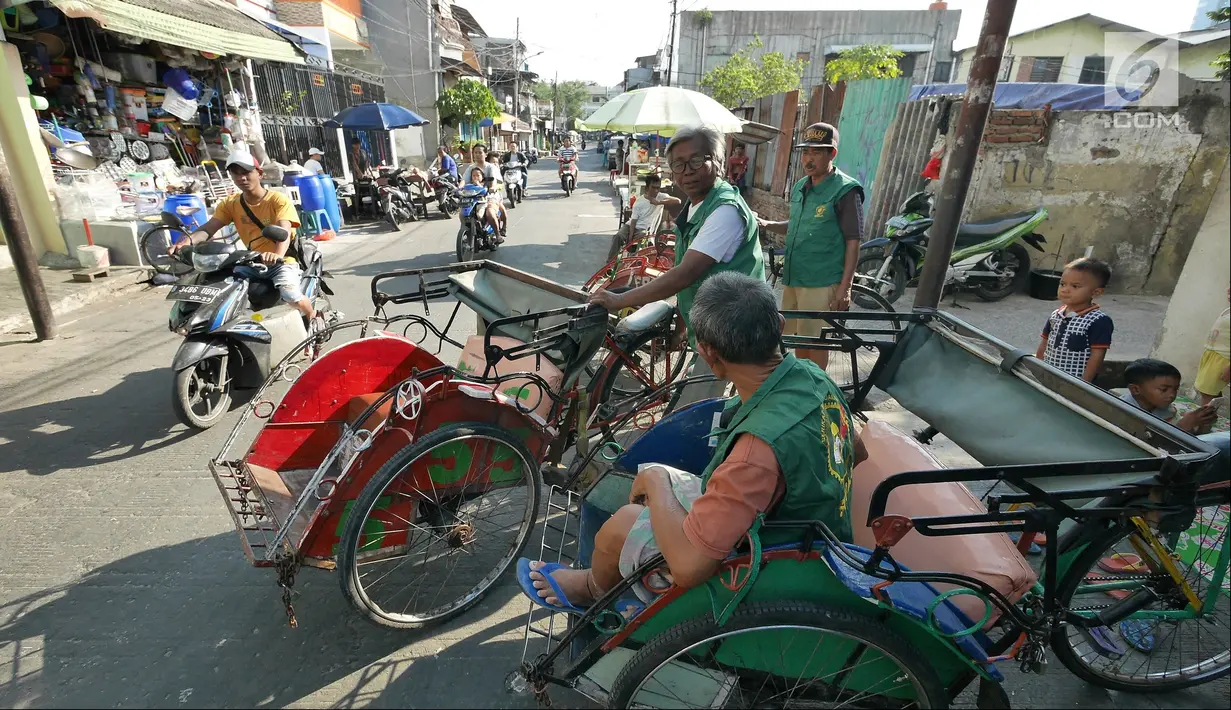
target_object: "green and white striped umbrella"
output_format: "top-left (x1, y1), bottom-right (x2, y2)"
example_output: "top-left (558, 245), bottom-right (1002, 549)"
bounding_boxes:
top-left (577, 86), bottom-right (743, 137)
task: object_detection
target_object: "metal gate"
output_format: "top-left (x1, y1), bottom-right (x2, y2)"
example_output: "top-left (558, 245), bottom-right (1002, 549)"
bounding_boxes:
top-left (252, 62), bottom-right (391, 175)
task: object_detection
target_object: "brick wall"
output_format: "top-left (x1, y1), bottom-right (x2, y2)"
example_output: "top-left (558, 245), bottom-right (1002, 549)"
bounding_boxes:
top-left (983, 108), bottom-right (1051, 146)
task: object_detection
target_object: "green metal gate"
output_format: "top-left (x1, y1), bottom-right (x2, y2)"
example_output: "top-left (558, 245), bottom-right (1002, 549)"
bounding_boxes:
top-left (833, 78), bottom-right (913, 195)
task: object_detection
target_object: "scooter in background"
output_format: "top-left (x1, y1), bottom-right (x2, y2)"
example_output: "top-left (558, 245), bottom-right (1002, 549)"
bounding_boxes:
top-left (855, 191), bottom-right (1048, 306)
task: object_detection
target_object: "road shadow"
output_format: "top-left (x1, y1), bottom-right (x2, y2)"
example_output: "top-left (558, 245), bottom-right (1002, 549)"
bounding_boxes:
top-left (0, 532), bottom-right (539, 709)
top-left (0, 368), bottom-right (196, 476)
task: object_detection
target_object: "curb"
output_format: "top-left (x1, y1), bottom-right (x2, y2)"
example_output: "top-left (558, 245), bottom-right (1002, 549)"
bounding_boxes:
top-left (0, 267), bottom-right (152, 335)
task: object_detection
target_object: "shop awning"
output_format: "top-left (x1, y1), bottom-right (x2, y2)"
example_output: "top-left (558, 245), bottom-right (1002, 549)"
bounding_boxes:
top-left (49, 0), bottom-right (304, 65)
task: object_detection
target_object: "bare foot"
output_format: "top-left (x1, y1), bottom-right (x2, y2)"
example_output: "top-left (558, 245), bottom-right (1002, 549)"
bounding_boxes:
top-left (528, 561), bottom-right (595, 607)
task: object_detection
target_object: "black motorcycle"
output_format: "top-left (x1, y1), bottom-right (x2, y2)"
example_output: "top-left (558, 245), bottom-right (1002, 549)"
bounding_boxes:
top-left (379, 169), bottom-right (417, 231)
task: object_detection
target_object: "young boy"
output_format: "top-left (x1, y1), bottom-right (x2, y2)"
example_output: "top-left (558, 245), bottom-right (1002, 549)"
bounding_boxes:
top-left (169, 150), bottom-right (315, 321)
top-left (1121, 359), bottom-right (1217, 433)
top-left (1036, 257), bottom-right (1113, 382)
top-left (1195, 287), bottom-right (1230, 406)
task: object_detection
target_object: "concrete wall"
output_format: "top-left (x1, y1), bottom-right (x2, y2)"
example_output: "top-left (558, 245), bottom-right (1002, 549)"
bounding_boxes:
top-left (676, 9), bottom-right (961, 93)
top-left (1151, 159), bottom-right (1231, 388)
top-left (959, 94), bottom-right (1230, 295)
top-left (362, 0), bottom-right (439, 161)
top-left (1180, 41), bottom-right (1230, 80)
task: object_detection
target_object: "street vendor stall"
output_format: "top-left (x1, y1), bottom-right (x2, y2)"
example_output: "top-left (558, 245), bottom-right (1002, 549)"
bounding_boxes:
top-left (4, 0), bottom-right (302, 265)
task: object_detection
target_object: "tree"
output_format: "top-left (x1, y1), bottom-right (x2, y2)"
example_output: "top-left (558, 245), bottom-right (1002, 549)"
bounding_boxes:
top-left (436, 79), bottom-right (501, 126)
top-left (700, 36), bottom-right (809, 108)
top-left (823, 44), bottom-right (905, 84)
top-left (1211, 7), bottom-right (1230, 81)
top-left (533, 80), bottom-right (590, 121)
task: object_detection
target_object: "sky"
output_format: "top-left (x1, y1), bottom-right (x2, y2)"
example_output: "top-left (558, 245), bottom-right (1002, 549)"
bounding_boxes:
top-left (450, 0), bottom-right (1205, 87)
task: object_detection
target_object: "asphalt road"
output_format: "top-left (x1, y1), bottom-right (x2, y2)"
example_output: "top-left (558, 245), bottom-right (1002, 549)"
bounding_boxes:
top-left (0, 151), bottom-right (1224, 709)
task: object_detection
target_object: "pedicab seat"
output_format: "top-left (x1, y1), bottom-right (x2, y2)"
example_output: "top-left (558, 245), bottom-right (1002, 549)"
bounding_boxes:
top-left (456, 335), bottom-right (565, 421)
top-left (447, 267), bottom-right (583, 343)
top-left (822, 543), bottom-right (1005, 682)
top-left (611, 300), bottom-right (674, 338)
top-left (851, 420), bottom-right (1036, 626)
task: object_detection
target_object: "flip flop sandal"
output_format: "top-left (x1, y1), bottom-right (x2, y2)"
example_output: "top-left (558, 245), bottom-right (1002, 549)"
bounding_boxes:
top-left (1119, 619), bottom-right (1157, 653)
top-left (1008, 533), bottom-right (1043, 555)
top-left (1099, 554), bottom-right (1147, 574)
top-left (1085, 572), bottom-right (1131, 601)
top-left (516, 559), bottom-right (588, 615)
top-left (1085, 626), bottom-right (1126, 657)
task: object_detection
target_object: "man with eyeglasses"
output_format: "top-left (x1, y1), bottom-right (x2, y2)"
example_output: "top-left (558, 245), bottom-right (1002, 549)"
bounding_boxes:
top-left (590, 124), bottom-right (765, 404)
top-left (757, 122), bottom-right (863, 370)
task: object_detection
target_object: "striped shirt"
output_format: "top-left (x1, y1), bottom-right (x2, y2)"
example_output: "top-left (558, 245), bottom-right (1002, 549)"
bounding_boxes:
top-left (557, 147), bottom-right (578, 162)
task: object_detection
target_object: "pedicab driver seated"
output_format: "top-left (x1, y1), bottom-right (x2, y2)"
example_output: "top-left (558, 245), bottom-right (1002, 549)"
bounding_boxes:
top-left (522, 272), bottom-right (867, 610)
top-left (168, 149), bottom-right (316, 321)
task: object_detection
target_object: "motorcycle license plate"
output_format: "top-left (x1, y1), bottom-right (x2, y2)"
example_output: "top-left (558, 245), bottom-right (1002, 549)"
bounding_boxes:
top-left (167, 284), bottom-right (223, 303)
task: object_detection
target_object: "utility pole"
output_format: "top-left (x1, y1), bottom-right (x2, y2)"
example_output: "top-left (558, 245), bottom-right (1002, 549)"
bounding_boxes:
top-left (913, 0), bottom-right (1017, 310)
top-left (665, 0), bottom-right (677, 86)
top-left (0, 140), bottom-right (56, 340)
top-left (513, 17), bottom-right (521, 132)
top-left (551, 71), bottom-right (558, 149)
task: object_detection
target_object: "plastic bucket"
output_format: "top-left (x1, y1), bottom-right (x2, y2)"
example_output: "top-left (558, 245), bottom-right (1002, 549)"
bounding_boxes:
top-left (320, 175), bottom-right (344, 231)
top-left (163, 193), bottom-right (207, 231)
top-left (1029, 268), bottom-right (1062, 301)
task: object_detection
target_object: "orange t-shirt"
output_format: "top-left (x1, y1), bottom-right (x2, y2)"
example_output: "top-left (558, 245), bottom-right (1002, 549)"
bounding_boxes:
top-left (683, 434), bottom-right (784, 559)
top-left (212, 190), bottom-right (299, 253)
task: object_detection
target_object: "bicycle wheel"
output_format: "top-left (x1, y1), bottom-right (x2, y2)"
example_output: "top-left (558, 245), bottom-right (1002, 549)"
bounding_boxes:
top-left (593, 328), bottom-right (688, 436)
top-left (610, 601), bottom-right (948, 709)
top-left (141, 226), bottom-right (193, 275)
top-left (338, 422), bottom-right (542, 630)
top-left (1051, 502), bottom-right (1231, 692)
top-left (824, 283), bottom-right (895, 396)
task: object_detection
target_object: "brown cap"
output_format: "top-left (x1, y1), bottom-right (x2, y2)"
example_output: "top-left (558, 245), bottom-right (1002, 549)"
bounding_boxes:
top-left (795, 122), bottom-right (838, 149)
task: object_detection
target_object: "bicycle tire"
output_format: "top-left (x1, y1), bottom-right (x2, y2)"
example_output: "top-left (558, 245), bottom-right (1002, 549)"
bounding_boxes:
top-left (609, 601), bottom-right (949, 708)
top-left (1050, 502), bottom-right (1231, 692)
top-left (141, 226), bottom-right (193, 275)
top-left (338, 422), bottom-right (542, 630)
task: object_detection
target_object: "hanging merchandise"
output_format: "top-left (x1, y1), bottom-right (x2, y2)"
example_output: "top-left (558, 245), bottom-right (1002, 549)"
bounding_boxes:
top-left (162, 67), bottom-right (199, 100)
top-left (162, 86), bottom-right (200, 122)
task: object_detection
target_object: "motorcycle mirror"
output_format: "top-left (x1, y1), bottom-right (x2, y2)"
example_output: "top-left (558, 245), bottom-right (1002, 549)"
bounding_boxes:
top-left (261, 225), bottom-right (291, 243)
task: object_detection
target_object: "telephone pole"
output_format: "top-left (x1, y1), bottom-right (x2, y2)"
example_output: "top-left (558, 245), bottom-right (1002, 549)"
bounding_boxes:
top-left (0, 140), bottom-right (56, 340)
top-left (665, 0), bottom-right (677, 86)
top-left (513, 17), bottom-right (521, 128)
top-left (551, 71), bottom-right (558, 149)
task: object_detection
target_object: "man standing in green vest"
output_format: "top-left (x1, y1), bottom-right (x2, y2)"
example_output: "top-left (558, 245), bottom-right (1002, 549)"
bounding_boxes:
top-left (520, 273), bottom-right (865, 611)
top-left (758, 122), bottom-right (864, 370)
top-left (590, 125), bottom-right (765, 403)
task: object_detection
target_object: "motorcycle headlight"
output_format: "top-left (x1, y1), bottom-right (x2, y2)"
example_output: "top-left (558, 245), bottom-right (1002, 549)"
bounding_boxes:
top-left (192, 252), bottom-right (230, 273)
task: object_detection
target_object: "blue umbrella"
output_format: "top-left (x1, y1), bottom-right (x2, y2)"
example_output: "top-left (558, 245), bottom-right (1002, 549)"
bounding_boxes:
top-left (323, 102), bottom-right (429, 130)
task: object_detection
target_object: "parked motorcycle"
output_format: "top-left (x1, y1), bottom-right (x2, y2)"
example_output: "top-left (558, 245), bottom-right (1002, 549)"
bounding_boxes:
top-left (429, 172), bottom-right (460, 218)
top-left (378, 168), bottom-right (417, 231)
top-left (455, 184), bottom-right (500, 261)
top-left (855, 191), bottom-right (1047, 306)
top-left (166, 225), bottom-right (334, 430)
top-left (527, 148), bottom-right (539, 165)
top-left (503, 160), bottom-right (525, 208)
top-left (559, 155), bottom-right (577, 196)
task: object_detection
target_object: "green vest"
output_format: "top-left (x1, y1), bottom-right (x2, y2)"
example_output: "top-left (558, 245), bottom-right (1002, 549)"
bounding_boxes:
top-left (673, 180), bottom-right (766, 335)
top-left (782, 169), bottom-right (863, 288)
top-left (700, 354), bottom-right (855, 545)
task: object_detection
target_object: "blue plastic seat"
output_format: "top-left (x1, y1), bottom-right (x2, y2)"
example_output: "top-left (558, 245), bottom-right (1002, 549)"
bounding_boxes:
top-left (823, 543), bottom-right (1003, 681)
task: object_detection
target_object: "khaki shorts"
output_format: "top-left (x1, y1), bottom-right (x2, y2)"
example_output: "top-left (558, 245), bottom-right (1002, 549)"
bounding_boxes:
top-left (619, 466), bottom-right (705, 603)
top-left (781, 285), bottom-right (837, 337)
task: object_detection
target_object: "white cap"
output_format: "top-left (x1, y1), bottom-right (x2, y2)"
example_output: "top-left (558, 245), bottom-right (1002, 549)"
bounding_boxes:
top-left (224, 149), bottom-right (257, 171)
top-left (308, 147), bottom-right (324, 156)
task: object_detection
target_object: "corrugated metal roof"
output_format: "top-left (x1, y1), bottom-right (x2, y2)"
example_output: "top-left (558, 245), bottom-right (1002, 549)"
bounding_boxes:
top-left (50, 0), bottom-right (303, 64)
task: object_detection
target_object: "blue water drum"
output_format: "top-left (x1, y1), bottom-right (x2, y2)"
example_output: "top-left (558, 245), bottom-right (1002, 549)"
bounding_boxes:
top-left (295, 174), bottom-right (330, 227)
top-left (163, 193), bottom-right (208, 232)
top-left (319, 175), bottom-right (344, 231)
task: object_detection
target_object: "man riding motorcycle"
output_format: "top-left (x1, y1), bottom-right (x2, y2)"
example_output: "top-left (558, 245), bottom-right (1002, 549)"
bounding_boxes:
top-left (462, 143), bottom-right (507, 241)
top-left (501, 142), bottom-right (530, 196)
